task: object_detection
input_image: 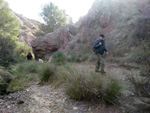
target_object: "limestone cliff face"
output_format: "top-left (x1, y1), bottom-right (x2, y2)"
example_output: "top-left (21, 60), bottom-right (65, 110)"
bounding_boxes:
top-left (15, 13), bottom-right (40, 47)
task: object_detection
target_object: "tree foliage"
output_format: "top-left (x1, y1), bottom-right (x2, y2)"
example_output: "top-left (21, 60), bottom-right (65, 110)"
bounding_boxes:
top-left (40, 2), bottom-right (69, 34)
top-left (0, 0), bottom-right (20, 66)
top-left (0, 0), bottom-right (19, 39)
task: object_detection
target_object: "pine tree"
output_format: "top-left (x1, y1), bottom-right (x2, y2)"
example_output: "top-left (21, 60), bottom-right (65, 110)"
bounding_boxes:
top-left (0, 0), bottom-right (20, 66)
top-left (40, 2), bottom-right (68, 33)
top-left (0, 0), bottom-right (19, 39)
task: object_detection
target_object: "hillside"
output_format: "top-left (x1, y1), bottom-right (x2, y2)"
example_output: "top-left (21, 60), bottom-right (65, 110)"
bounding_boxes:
top-left (31, 0), bottom-right (150, 65)
top-left (66, 0), bottom-right (150, 62)
top-left (0, 0), bottom-right (150, 113)
top-left (15, 13), bottom-right (40, 47)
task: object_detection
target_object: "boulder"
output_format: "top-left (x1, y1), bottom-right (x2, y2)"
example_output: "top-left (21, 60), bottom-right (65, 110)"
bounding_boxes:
top-left (31, 25), bottom-right (77, 59)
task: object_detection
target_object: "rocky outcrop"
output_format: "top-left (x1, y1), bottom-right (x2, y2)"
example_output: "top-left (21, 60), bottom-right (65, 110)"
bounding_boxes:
top-left (68, 0), bottom-right (150, 56)
top-left (31, 25), bottom-right (77, 58)
top-left (15, 13), bottom-right (40, 47)
top-left (31, 0), bottom-right (150, 58)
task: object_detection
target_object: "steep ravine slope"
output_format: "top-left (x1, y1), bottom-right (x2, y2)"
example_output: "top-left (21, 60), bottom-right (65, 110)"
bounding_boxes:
top-left (15, 13), bottom-right (40, 47)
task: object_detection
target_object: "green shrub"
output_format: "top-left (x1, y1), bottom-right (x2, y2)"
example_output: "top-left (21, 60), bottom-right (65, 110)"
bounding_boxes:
top-left (127, 50), bottom-right (144, 63)
top-left (68, 54), bottom-right (78, 62)
top-left (79, 54), bottom-right (89, 62)
top-left (55, 65), bottom-right (122, 104)
top-left (52, 51), bottom-right (67, 64)
top-left (0, 37), bottom-right (16, 67)
top-left (7, 61), bottom-right (41, 92)
top-left (40, 64), bottom-right (55, 84)
top-left (8, 61), bottom-right (56, 92)
top-left (0, 76), bottom-right (7, 95)
top-left (15, 42), bottom-right (31, 58)
top-left (65, 71), bottom-right (101, 101)
top-left (104, 78), bottom-right (122, 104)
top-left (10, 61), bottom-right (40, 74)
top-left (0, 69), bottom-right (12, 95)
top-left (7, 73), bottom-right (34, 92)
top-left (0, 0), bottom-right (20, 67)
top-left (111, 48), bottom-right (124, 57)
top-left (22, 61), bottom-right (39, 73)
top-left (63, 68), bottom-right (100, 101)
top-left (68, 53), bottom-right (89, 63)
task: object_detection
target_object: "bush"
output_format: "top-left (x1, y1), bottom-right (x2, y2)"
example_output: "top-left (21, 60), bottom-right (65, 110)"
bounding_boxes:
top-left (67, 54), bottom-right (78, 62)
top-left (7, 61), bottom-right (56, 92)
top-left (68, 53), bottom-right (89, 63)
top-left (52, 51), bottom-right (67, 64)
top-left (0, 0), bottom-right (20, 67)
top-left (111, 48), bottom-right (124, 57)
top-left (65, 71), bottom-right (100, 101)
top-left (79, 54), bottom-right (89, 62)
top-left (0, 69), bottom-right (12, 95)
top-left (0, 76), bottom-right (7, 95)
top-left (15, 42), bottom-right (31, 58)
top-left (55, 64), bottom-right (122, 104)
top-left (7, 73), bottom-right (34, 92)
top-left (127, 49), bottom-right (146, 64)
top-left (0, 37), bottom-right (16, 67)
top-left (104, 78), bottom-right (122, 104)
top-left (7, 61), bottom-right (41, 92)
top-left (69, 54), bottom-right (75, 62)
top-left (10, 61), bottom-right (40, 74)
top-left (40, 64), bottom-right (55, 84)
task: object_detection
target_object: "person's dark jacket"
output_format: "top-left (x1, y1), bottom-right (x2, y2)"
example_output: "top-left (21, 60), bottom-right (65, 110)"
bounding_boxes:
top-left (93, 39), bottom-right (107, 55)
top-left (27, 53), bottom-right (32, 60)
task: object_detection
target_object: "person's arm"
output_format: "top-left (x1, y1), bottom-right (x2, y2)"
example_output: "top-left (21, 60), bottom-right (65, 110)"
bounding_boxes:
top-left (104, 46), bottom-right (109, 54)
top-left (103, 41), bottom-right (109, 54)
top-left (103, 41), bottom-right (108, 52)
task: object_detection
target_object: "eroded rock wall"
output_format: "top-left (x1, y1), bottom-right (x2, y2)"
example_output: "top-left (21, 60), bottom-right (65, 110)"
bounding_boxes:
top-left (31, 25), bottom-right (77, 58)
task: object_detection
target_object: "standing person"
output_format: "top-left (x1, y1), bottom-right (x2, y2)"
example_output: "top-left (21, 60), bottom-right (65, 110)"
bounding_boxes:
top-left (27, 52), bottom-right (32, 60)
top-left (93, 34), bottom-right (109, 74)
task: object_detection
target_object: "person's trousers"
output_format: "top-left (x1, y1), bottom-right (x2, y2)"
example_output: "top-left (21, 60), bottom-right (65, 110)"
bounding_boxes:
top-left (95, 54), bottom-right (105, 72)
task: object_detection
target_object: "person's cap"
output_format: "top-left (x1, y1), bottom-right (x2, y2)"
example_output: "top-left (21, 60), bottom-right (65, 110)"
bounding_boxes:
top-left (100, 34), bottom-right (105, 38)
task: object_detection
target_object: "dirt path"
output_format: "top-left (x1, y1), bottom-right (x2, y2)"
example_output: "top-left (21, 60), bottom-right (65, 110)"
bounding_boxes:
top-left (1, 63), bottom-right (149, 113)
top-left (16, 84), bottom-right (121, 113)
